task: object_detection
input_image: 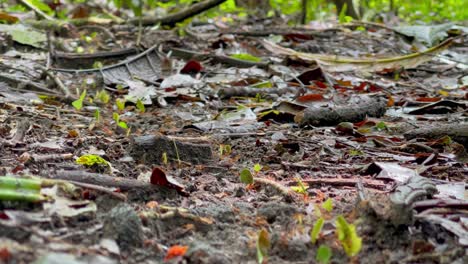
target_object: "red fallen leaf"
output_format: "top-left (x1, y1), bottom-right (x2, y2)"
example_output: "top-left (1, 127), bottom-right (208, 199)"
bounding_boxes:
top-left (164, 87), bottom-right (177, 92)
top-left (150, 167), bottom-right (189, 196)
top-left (0, 212), bottom-right (9, 220)
top-left (164, 245), bottom-right (188, 261)
top-left (368, 83), bottom-right (383, 92)
top-left (415, 97), bottom-right (441, 102)
top-left (296, 94), bottom-right (325, 103)
top-left (283, 33), bottom-right (312, 42)
top-left (354, 82), bottom-right (367, 91)
top-left (180, 60), bottom-right (203, 74)
top-left (0, 247), bottom-right (11, 262)
top-left (314, 80), bottom-right (327, 89)
top-left (353, 119), bottom-right (369, 128)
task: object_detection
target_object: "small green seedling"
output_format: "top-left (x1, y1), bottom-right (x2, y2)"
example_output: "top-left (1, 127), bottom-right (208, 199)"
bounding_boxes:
top-left (162, 152), bottom-right (168, 165)
top-left (219, 144), bottom-right (232, 156)
top-left (94, 109), bottom-right (100, 123)
top-left (113, 112), bottom-right (128, 129)
top-left (72, 90), bottom-right (86, 110)
top-left (291, 178), bottom-right (309, 195)
top-left (95, 90), bottom-right (110, 104)
top-left (253, 163), bottom-right (262, 173)
top-left (116, 98), bottom-right (125, 111)
top-left (136, 99), bottom-right (145, 113)
top-left (316, 245), bottom-right (332, 264)
top-left (322, 198), bottom-right (333, 213)
top-left (256, 229), bottom-right (270, 264)
top-left (335, 215), bottom-right (362, 257)
top-left (239, 168), bottom-right (253, 184)
top-left (311, 217), bottom-right (325, 244)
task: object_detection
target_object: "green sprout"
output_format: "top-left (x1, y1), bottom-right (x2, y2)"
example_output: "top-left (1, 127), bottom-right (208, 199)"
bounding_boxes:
top-left (72, 90), bottom-right (86, 110)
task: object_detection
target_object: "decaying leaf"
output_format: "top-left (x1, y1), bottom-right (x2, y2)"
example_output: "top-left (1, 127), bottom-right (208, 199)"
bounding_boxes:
top-left (150, 167), bottom-right (188, 196)
top-left (262, 38), bottom-right (453, 72)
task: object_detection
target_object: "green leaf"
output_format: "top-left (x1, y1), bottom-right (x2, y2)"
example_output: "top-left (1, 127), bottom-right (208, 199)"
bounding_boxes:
top-left (116, 98), bottom-right (125, 111)
top-left (316, 245), bottom-right (332, 264)
top-left (257, 229), bottom-right (270, 264)
top-left (230, 53), bottom-right (262, 62)
top-left (94, 109), bottom-right (100, 122)
top-left (76, 154), bottom-right (109, 167)
top-left (322, 198), bottom-right (333, 212)
top-left (72, 90), bottom-right (86, 110)
top-left (239, 168), bottom-right (253, 184)
top-left (253, 163), bottom-right (262, 173)
top-left (136, 99), bottom-right (145, 113)
top-left (291, 178), bottom-right (308, 194)
top-left (375, 121), bottom-right (387, 131)
top-left (338, 3), bottom-right (347, 24)
top-left (335, 215), bottom-right (362, 257)
top-left (26, 0), bottom-right (53, 14)
top-left (112, 112), bottom-right (120, 123)
top-left (311, 217), bottom-right (325, 244)
top-left (96, 90), bottom-right (110, 104)
top-left (118, 121), bottom-right (128, 129)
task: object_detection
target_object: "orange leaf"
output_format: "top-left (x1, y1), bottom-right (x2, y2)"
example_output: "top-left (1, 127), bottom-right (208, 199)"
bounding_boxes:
top-left (387, 95), bottom-right (395, 107)
top-left (415, 97), bottom-right (441, 102)
top-left (336, 79), bottom-right (352, 87)
top-left (164, 245), bottom-right (188, 261)
top-left (296, 94), bottom-right (324, 103)
top-left (0, 12), bottom-right (19, 23)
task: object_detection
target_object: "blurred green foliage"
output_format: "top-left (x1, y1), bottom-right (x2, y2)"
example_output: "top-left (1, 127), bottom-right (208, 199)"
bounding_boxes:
top-left (0, 0), bottom-right (466, 23)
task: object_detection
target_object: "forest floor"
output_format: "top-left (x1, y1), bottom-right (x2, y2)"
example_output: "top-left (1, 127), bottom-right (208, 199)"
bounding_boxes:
top-left (0, 9), bottom-right (467, 264)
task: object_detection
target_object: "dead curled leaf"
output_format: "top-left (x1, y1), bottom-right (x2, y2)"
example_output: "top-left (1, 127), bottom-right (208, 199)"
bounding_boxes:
top-left (262, 38), bottom-right (453, 72)
top-left (150, 167), bottom-right (189, 196)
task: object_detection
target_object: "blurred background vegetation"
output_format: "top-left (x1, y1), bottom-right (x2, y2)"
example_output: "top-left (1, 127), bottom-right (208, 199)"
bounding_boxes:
top-left (1, 0), bottom-right (467, 24)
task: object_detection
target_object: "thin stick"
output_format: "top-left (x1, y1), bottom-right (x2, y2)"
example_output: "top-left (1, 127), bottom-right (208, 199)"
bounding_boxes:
top-left (20, 0), bottom-right (55, 21)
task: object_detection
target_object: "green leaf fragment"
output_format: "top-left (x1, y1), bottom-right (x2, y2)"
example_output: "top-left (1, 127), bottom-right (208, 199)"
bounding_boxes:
top-left (375, 121), bottom-right (387, 131)
top-left (322, 198), bottom-right (333, 212)
top-left (311, 217), bottom-right (325, 244)
top-left (94, 109), bottom-right (100, 122)
top-left (112, 112), bottom-right (120, 123)
top-left (76, 154), bottom-right (110, 167)
top-left (72, 90), bottom-right (87, 110)
top-left (118, 121), bottom-right (128, 129)
top-left (335, 215), bottom-right (362, 257)
top-left (256, 229), bottom-right (270, 264)
top-left (316, 245), bottom-right (332, 264)
top-left (239, 168), bottom-right (253, 184)
top-left (136, 99), bottom-right (145, 113)
top-left (253, 163), bottom-right (262, 173)
top-left (116, 98), bottom-right (125, 111)
top-left (230, 53), bottom-right (262, 62)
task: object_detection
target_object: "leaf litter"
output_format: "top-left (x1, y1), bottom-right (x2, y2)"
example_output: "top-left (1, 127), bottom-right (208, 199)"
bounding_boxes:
top-left (0, 2), bottom-right (467, 264)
